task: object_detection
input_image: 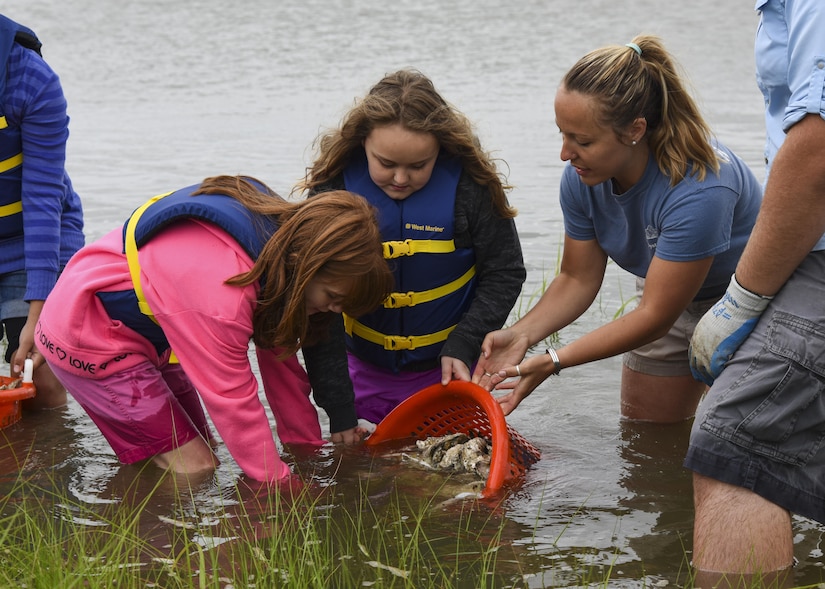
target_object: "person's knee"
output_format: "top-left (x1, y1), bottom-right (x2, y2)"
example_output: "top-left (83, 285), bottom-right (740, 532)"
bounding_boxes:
top-left (620, 368), bottom-right (704, 423)
top-left (153, 438), bottom-right (219, 474)
top-left (692, 473), bottom-right (794, 575)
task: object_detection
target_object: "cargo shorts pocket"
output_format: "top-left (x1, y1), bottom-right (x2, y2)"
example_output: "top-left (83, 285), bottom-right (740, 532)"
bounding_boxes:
top-left (701, 312), bottom-right (825, 466)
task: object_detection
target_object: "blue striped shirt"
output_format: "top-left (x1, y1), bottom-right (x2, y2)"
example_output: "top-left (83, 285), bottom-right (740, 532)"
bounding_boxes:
top-left (2, 41), bottom-right (84, 301)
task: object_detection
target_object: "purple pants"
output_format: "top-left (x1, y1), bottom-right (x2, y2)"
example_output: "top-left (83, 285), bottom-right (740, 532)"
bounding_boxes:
top-left (348, 352), bottom-right (443, 423)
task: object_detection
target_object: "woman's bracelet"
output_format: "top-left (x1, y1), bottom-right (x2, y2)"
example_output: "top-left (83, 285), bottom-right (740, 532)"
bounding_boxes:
top-left (545, 347), bottom-right (562, 375)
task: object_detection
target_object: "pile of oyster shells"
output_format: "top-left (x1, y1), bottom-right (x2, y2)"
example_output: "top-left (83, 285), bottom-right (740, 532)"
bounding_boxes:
top-left (406, 432), bottom-right (492, 478)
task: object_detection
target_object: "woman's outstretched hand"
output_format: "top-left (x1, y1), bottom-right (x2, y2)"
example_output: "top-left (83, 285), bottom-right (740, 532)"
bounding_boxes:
top-left (471, 328), bottom-right (530, 391)
top-left (488, 353), bottom-right (555, 415)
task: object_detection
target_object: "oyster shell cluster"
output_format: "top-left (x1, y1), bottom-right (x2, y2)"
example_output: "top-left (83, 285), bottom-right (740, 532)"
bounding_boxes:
top-left (411, 432), bottom-right (492, 478)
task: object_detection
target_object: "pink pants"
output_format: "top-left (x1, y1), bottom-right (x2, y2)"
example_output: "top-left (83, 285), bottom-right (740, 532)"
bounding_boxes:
top-left (47, 359), bottom-right (210, 464)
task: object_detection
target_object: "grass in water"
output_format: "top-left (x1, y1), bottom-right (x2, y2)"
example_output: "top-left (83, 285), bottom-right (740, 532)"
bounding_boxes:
top-left (0, 468), bottom-right (522, 588)
top-left (0, 464), bottom-right (812, 589)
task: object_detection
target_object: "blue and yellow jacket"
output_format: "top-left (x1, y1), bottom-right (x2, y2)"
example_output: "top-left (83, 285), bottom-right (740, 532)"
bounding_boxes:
top-left (343, 152), bottom-right (477, 372)
top-left (0, 15), bottom-right (40, 240)
top-left (97, 184), bottom-right (276, 356)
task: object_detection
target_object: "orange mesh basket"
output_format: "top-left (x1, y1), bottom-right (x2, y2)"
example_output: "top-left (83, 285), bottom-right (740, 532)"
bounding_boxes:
top-left (0, 375), bottom-right (35, 429)
top-left (365, 380), bottom-right (541, 497)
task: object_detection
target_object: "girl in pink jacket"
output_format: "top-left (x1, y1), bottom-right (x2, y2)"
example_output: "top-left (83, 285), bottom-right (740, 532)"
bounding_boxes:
top-left (35, 175), bottom-right (392, 484)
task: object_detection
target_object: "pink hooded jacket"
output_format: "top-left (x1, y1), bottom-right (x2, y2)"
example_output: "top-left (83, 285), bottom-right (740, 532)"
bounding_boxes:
top-left (36, 219), bottom-right (324, 482)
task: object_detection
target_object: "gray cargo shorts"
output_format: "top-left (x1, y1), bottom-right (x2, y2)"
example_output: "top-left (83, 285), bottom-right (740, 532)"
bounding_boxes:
top-left (684, 250), bottom-right (825, 524)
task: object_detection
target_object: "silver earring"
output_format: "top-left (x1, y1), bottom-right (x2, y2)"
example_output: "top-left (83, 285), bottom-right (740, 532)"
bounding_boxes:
top-left (631, 140), bottom-right (637, 145)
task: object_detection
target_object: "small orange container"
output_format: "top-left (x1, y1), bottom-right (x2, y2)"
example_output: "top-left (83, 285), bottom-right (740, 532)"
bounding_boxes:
top-left (365, 380), bottom-right (541, 497)
top-left (0, 375), bottom-right (36, 429)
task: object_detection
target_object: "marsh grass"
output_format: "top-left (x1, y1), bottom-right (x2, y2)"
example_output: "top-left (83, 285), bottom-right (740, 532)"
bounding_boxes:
top-left (0, 465), bottom-right (812, 589)
top-left (0, 463), bottom-right (630, 588)
top-left (0, 467), bottom-right (536, 588)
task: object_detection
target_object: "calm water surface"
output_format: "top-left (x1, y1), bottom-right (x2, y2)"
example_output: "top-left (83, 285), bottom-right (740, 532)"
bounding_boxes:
top-left (3, 0), bottom-right (824, 586)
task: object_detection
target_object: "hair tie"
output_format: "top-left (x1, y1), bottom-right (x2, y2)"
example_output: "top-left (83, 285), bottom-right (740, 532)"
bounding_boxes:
top-left (625, 42), bottom-right (642, 56)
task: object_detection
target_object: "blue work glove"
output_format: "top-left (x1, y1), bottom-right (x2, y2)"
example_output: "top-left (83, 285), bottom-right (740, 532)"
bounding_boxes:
top-left (689, 275), bottom-right (773, 386)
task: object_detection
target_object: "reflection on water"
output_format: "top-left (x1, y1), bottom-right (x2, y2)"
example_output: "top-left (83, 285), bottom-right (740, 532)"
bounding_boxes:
top-left (2, 0), bottom-right (824, 584)
top-left (617, 421), bottom-right (696, 577)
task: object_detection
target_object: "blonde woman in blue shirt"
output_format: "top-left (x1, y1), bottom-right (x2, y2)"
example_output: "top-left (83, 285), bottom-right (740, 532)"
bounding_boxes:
top-left (475, 35), bottom-right (762, 424)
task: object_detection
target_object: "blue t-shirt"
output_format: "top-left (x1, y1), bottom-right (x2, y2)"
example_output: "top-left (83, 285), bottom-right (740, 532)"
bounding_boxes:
top-left (755, 0), bottom-right (825, 250)
top-left (561, 142), bottom-right (762, 300)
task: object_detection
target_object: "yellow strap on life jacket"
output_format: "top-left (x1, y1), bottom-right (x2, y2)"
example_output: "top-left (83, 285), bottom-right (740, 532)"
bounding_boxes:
top-left (343, 314), bottom-right (456, 351)
top-left (0, 152), bottom-right (23, 174)
top-left (124, 191), bottom-right (179, 363)
top-left (0, 137), bottom-right (25, 214)
top-left (0, 200), bottom-right (22, 217)
top-left (349, 237), bottom-right (471, 350)
top-left (383, 238), bottom-right (455, 259)
top-left (383, 265), bottom-right (476, 309)
top-left (0, 116), bottom-right (7, 130)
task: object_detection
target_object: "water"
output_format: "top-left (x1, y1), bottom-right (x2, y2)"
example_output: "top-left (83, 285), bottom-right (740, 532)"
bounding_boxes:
top-left (3, 0), bottom-right (824, 586)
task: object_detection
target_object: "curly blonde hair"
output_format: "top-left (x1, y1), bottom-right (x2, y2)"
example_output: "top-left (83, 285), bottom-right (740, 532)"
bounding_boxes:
top-left (298, 69), bottom-right (516, 218)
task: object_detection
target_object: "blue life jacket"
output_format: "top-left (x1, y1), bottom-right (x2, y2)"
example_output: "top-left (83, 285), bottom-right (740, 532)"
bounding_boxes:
top-left (343, 151), bottom-right (476, 372)
top-left (0, 15), bottom-right (42, 239)
top-left (97, 183), bottom-right (277, 356)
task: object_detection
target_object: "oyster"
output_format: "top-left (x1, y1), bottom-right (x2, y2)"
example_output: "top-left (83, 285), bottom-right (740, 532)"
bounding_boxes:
top-left (412, 432), bottom-right (492, 478)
